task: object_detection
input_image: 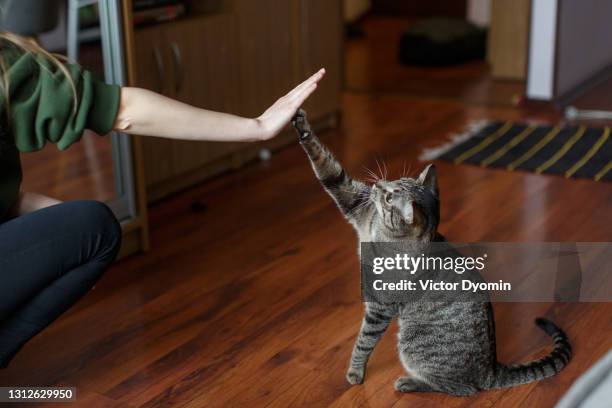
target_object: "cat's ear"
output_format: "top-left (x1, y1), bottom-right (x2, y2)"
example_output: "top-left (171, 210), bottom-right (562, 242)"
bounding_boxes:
top-left (417, 164), bottom-right (438, 197)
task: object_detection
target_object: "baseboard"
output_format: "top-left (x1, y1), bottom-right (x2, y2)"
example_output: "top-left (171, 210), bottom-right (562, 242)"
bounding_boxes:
top-left (555, 63), bottom-right (612, 108)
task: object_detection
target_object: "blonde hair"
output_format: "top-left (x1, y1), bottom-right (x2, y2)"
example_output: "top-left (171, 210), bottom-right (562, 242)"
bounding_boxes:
top-left (0, 31), bottom-right (77, 115)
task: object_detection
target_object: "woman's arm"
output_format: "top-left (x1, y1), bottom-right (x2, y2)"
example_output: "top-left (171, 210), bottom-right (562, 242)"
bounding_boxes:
top-left (113, 69), bottom-right (325, 142)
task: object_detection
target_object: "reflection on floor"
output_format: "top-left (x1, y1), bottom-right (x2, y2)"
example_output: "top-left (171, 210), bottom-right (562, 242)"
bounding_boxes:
top-left (20, 131), bottom-right (115, 202)
top-left (2, 16), bottom-right (611, 408)
top-left (572, 76), bottom-right (612, 112)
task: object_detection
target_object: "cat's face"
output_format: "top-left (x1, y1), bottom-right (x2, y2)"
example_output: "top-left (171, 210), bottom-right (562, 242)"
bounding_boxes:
top-left (370, 164), bottom-right (439, 238)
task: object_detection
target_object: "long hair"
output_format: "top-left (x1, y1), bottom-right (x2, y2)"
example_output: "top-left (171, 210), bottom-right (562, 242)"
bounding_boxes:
top-left (0, 31), bottom-right (77, 116)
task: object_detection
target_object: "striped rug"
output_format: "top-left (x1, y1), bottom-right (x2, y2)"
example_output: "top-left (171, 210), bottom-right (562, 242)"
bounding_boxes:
top-left (422, 122), bottom-right (611, 182)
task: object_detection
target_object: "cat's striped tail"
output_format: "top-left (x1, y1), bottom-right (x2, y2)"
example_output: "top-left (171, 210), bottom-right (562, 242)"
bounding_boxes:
top-left (491, 318), bottom-right (572, 389)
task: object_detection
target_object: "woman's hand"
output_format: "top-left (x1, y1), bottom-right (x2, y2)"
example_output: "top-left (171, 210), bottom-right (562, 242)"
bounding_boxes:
top-left (255, 68), bottom-right (326, 141)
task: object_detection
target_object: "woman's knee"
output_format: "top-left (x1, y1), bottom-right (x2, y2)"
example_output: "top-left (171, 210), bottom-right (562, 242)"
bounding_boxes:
top-left (67, 200), bottom-right (122, 261)
top-left (74, 200), bottom-right (120, 233)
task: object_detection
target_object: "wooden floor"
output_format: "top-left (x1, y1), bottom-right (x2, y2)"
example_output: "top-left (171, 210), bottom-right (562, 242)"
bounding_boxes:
top-left (20, 132), bottom-right (116, 203)
top-left (2, 16), bottom-right (612, 408)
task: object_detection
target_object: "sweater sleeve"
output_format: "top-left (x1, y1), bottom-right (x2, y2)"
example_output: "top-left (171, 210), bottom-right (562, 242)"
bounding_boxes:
top-left (7, 51), bottom-right (120, 152)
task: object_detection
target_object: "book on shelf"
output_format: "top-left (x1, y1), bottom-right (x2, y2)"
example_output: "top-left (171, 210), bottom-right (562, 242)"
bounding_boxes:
top-left (133, 3), bottom-right (187, 26)
top-left (133, 0), bottom-right (186, 11)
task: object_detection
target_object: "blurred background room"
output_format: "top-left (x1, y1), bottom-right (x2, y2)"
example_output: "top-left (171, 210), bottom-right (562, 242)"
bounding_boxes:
top-left (0, 1), bottom-right (610, 407)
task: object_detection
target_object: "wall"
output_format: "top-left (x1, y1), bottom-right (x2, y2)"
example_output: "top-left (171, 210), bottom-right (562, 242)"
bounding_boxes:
top-left (555, 0), bottom-right (612, 97)
top-left (467, 0), bottom-right (491, 27)
top-left (526, 0), bottom-right (559, 100)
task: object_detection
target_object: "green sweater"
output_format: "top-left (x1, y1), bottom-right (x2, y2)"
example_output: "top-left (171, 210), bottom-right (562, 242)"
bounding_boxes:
top-left (0, 48), bottom-right (120, 219)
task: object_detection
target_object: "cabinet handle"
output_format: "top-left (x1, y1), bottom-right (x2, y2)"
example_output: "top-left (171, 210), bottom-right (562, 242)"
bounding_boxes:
top-left (153, 45), bottom-right (165, 94)
top-left (170, 42), bottom-right (183, 94)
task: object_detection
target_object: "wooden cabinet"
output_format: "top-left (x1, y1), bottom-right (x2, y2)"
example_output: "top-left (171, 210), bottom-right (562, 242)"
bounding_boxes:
top-left (129, 1), bottom-right (342, 201)
top-left (133, 26), bottom-right (174, 186)
top-left (233, 0), bottom-right (297, 118)
top-left (134, 14), bottom-right (243, 195)
top-left (487, 0), bottom-right (530, 80)
top-left (298, 0), bottom-right (343, 120)
top-left (165, 15), bottom-right (242, 175)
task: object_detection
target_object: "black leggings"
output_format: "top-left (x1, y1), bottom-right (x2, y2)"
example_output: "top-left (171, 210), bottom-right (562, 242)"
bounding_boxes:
top-left (0, 200), bottom-right (121, 367)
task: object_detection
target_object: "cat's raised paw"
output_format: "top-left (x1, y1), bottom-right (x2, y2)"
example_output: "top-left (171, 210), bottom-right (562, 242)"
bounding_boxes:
top-left (346, 367), bottom-right (365, 385)
top-left (291, 109), bottom-right (312, 140)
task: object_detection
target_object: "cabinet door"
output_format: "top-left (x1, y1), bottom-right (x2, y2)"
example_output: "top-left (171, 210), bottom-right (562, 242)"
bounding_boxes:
top-left (133, 26), bottom-right (176, 186)
top-left (298, 0), bottom-right (342, 120)
top-left (234, 0), bottom-right (296, 118)
top-left (165, 15), bottom-right (243, 175)
top-left (487, 0), bottom-right (530, 80)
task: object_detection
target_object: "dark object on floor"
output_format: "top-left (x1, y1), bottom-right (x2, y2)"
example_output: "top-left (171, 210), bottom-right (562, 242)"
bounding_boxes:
top-left (191, 200), bottom-right (207, 212)
top-left (345, 22), bottom-right (366, 39)
top-left (424, 122), bottom-right (611, 181)
top-left (399, 18), bottom-right (486, 66)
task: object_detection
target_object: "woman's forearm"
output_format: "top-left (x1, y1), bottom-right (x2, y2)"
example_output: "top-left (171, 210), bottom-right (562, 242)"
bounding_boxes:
top-left (113, 69), bottom-right (325, 143)
top-left (114, 87), bottom-right (264, 142)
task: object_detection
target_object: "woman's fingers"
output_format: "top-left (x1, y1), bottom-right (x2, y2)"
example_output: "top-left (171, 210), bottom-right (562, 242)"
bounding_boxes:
top-left (291, 83), bottom-right (318, 108)
top-left (293, 69), bottom-right (325, 93)
top-left (288, 68), bottom-right (325, 99)
top-left (256, 70), bottom-right (324, 140)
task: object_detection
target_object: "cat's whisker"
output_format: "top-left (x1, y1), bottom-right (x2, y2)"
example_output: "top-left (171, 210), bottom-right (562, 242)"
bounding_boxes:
top-left (382, 160), bottom-right (388, 180)
top-left (362, 165), bottom-right (378, 178)
top-left (364, 176), bottom-right (379, 185)
top-left (362, 166), bottom-right (379, 184)
top-left (366, 173), bottom-right (379, 183)
top-left (337, 186), bottom-right (357, 194)
top-left (362, 166), bottom-right (380, 185)
top-left (346, 190), bottom-right (373, 217)
top-left (348, 199), bottom-right (371, 216)
top-left (374, 158), bottom-right (385, 181)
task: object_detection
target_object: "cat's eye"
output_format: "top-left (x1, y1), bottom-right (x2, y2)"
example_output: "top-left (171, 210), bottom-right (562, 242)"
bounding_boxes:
top-left (385, 193), bottom-right (393, 204)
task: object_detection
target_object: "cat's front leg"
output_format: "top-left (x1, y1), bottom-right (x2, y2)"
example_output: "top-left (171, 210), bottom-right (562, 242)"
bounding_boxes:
top-left (346, 305), bottom-right (393, 385)
top-left (292, 109), bottom-right (370, 220)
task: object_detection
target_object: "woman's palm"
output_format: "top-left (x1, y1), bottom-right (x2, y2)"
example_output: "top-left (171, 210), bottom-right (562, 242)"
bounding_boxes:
top-left (257, 68), bottom-right (325, 140)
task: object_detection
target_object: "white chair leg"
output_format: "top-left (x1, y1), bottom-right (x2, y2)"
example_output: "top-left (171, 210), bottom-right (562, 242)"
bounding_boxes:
top-left (66, 0), bottom-right (80, 62)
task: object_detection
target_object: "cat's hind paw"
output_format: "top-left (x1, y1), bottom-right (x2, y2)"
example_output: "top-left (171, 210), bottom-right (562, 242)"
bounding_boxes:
top-left (394, 377), bottom-right (435, 393)
top-left (346, 367), bottom-right (365, 385)
top-left (291, 109), bottom-right (312, 141)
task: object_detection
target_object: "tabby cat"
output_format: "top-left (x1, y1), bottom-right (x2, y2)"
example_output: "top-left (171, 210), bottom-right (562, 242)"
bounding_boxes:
top-left (291, 109), bottom-right (571, 396)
